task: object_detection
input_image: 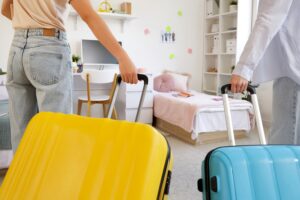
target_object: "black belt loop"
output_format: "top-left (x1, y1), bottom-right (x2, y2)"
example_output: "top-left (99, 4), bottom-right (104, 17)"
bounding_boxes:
top-left (25, 29), bottom-right (29, 38)
top-left (57, 29), bottom-right (61, 40)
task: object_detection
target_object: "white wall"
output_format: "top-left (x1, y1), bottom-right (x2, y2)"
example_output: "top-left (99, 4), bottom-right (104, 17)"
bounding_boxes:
top-left (0, 0), bottom-right (204, 90)
top-left (0, 0), bottom-right (14, 71)
top-left (1, 0), bottom-right (273, 124)
top-left (67, 0), bottom-right (204, 90)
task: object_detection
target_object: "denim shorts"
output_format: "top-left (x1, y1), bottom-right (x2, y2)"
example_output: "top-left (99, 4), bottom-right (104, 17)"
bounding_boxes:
top-left (6, 29), bottom-right (72, 152)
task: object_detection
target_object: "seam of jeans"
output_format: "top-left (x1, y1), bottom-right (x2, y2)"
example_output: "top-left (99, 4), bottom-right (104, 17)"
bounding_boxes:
top-left (7, 51), bottom-right (16, 83)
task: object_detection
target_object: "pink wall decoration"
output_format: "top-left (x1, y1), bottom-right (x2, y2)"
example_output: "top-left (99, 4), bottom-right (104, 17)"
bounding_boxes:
top-left (144, 28), bottom-right (150, 35)
top-left (187, 48), bottom-right (193, 54)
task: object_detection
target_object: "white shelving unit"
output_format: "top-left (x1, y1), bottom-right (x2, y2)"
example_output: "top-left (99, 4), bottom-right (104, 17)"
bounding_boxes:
top-left (203, 0), bottom-right (252, 94)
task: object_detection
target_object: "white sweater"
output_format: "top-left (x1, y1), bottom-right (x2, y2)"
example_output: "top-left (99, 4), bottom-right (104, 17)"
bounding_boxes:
top-left (233, 0), bottom-right (300, 85)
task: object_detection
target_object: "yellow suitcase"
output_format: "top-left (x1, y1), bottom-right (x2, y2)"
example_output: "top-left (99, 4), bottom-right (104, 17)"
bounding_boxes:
top-left (0, 112), bottom-right (173, 200)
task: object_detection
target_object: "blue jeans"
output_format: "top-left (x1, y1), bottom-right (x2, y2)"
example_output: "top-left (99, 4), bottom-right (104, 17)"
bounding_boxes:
top-left (6, 29), bottom-right (72, 152)
top-left (269, 77), bottom-right (300, 144)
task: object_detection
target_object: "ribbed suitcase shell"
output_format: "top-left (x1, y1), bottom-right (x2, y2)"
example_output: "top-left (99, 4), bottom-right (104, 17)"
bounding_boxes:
top-left (202, 145), bottom-right (300, 200)
top-left (0, 112), bottom-right (173, 200)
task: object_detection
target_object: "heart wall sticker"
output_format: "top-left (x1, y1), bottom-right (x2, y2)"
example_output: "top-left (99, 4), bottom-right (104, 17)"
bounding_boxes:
top-left (144, 28), bottom-right (150, 35)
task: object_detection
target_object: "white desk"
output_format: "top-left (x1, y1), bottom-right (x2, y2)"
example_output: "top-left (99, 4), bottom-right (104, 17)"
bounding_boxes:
top-left (72, 73), bottom-right (154, 124)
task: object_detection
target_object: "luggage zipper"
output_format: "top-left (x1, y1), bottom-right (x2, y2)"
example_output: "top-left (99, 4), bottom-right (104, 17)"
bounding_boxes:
top-left (157, 137), bottom-right (171, 200)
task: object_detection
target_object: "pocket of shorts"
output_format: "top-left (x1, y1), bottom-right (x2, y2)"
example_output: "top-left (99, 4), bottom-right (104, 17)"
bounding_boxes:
top-left (29, 52), bottom-right (64, 86)
top-left (6, 51), bottom-right (16, 83)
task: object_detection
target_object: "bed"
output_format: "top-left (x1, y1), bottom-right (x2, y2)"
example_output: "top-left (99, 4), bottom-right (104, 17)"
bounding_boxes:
top-left (153, 90), bottom-right (254, 144)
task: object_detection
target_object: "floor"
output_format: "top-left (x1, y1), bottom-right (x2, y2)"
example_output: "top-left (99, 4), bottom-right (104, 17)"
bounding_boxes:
top-left (166, 130), bottom-right (262, 200)
top-left (0, 129), bottom-right (265, 200)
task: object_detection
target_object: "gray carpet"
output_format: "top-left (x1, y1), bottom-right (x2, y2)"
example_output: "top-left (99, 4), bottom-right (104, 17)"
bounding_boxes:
top-left (0, 130), bottom-right (263, 199)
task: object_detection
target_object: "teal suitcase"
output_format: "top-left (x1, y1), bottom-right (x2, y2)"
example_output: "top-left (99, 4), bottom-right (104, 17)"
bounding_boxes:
top-left (199, 145), bottom-right (300, 200)
top-left (198, 85), bottom-right (300, 200)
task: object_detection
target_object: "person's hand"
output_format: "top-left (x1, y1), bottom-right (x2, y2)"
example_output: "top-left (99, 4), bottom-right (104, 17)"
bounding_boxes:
top-left (230, 74), bottom-right (249, 93)
top-left (118, 54), bottom-right (138, 84)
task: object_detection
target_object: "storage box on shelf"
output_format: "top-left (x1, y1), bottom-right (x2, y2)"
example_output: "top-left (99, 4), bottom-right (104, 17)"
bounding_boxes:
top-left (203, 0), bottom-right (252, 95)
top-left (206, 0), bottom-right (219, 17)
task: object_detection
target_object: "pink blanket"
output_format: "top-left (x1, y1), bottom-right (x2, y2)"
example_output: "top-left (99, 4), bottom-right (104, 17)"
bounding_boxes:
top-left (154, 91), bottom-right (253, 132)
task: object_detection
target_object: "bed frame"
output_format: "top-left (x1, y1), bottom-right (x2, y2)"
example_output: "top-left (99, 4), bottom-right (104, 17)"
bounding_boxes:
top-left (153, 117), bottom-right (247, 145)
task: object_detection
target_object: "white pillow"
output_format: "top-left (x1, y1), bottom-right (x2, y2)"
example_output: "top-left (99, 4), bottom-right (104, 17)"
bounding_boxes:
top-left (165, 72), bottom-right (189, 92)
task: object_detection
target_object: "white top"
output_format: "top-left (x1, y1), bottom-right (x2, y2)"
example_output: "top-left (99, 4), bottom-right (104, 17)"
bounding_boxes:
top-left (233, 0), bottom-right (300, 85)
top-left (13, 0), bottom-right (70, 31)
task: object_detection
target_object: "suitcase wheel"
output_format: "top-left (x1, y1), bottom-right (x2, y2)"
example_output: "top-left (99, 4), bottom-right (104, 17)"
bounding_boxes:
top-left (197, 179), bottom-right (203, 192)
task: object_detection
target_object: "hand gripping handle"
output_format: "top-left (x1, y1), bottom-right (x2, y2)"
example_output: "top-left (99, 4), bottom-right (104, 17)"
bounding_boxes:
top-left (108, 74), bottom-right (149, 122)
top-left (221, 84), bottom-right (266, 145)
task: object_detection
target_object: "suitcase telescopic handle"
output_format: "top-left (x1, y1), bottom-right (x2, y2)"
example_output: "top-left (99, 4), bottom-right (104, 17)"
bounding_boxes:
top-left (221, 84), bottom-right (256, 95)
top-left (107, 74), bottom-right (149, 122)
top-left (221, 84), bottom-right (266, 146)
top-left (117, 74), bottom-right (149, 85)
